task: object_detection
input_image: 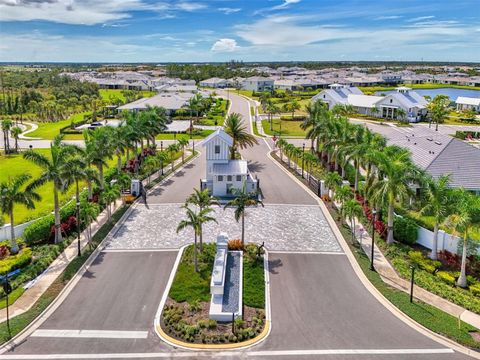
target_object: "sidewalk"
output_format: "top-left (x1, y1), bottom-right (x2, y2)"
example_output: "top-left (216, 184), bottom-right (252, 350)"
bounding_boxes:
top-left (0, 151), bottom-right (190, 323)
top-left (276, 147), bottom-right (480, 331)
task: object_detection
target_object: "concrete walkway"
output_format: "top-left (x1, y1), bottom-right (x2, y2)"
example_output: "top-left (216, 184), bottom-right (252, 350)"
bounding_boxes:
top-left (0, 151), bottom-right (190, 323)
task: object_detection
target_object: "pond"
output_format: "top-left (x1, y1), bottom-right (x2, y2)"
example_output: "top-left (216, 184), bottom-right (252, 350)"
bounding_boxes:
top-left (374, 88), bottom-right (480, 101)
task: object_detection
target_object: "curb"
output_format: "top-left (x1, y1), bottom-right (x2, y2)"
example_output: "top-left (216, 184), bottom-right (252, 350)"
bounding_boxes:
top-left (154, 246), bottom-right (272, 351)
top-left (267, 149), bottom-right (480, 360)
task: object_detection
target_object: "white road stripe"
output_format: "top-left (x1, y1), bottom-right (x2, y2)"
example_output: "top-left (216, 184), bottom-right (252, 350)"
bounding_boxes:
top-left (0, 348), bottom-right (454, 359)
top-left (31, 330), bottom-right (148, 339)
top-left (268, 251), bottom-right (345, 255)
top-left (101, 248), bottom-right (178, 253)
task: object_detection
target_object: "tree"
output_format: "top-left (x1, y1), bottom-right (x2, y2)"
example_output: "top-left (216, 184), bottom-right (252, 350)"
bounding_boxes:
top-left (224, 182), bottom-right (263, 247)
top-left (166, 143), bottom-right (179, 173)
top-left (325, 172), bottom-right (342, 200)
top-left (102, 184), bottom-right (120, 223)
top-left (10, 126), bottom-right (22, 153)
top-left (371, 147), bottom-right (420, 244)
top-left (84, 127), bottom-right (112, 190)
top-left (24, 134), bottom-right (81, 243)
top-left (427, 94), bottom-right (450, 131)
top-left (80, 200), bottom-right (98, 246)
top-left (334, 184), bottom-right (353, 222)
top-left (420, 175), bottom-right (453, 260)
top-left (185, 188), bottom-right (219, 251)
top-left (444, 190), bottom-right (480, 288)
top-left (224, 113), bottom-right (258, 159)
top-left (283, 99), bottom-right (300, 120)
top-left (176, 206), bottom-right (217, 272)
top-left (343, 199), bottom-right (363, 243)
top-left (0, 174), bottom-right (40, 253)
top-left (1, 119), bottom-right (12, 154)
top-left (177, 137), bottom-right (189, 164)
top-left (156, 150), bottom-right (169, 176)
top-left (396, 108), bottom-right (407, 122)
top-left (143, 156), bottom-right (159, 185)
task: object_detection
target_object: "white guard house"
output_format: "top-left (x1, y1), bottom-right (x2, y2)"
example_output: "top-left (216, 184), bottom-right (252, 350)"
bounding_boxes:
top-left (201, 129), bottom-right (258, 197)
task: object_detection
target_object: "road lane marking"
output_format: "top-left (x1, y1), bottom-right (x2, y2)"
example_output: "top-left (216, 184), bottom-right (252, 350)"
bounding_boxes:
top-left (31, 330), bottom-right (148, 339)
top-left (268, 251), bottom-right (346, 255)
top-left (101, 248), bottom-right (178, 253)
top-left (0, 348), bottom-right (455, 359)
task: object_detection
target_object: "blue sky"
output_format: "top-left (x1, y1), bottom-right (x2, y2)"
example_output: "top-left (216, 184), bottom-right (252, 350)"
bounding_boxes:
top-left (0, 0), bottom-right (479, 62)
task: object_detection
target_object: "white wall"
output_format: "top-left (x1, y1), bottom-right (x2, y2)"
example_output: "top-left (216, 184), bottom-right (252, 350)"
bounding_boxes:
top-left (0, 219), bottom-right (36, 242)
top-left (416, 226), bottom-right (472, 255)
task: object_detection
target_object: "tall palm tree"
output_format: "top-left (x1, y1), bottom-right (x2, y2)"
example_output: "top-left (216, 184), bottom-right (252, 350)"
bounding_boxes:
top-left (224, 182), bottom-right (263, 247)
top-left (0, 174), bottom-right (40, 253)
top-left (166, 143), bottom-right (179, 173)
top-left (156, 150), bottom-right (169, 176)
top-left (84, 127), bottom-right (112, 191)
top-left (302, 101), bottom-right (326, 151)
top-left (185, 188), bottom-right (220, 251)
top-left (343, 199), bottom-right (363, 243)
top-left (10, 126), bottom-right (22, 153)
top-left (24, 134), bottom-right (80, 243)
top-left (177, 206), bottom-right (217, 272)
top-left (224, 113), bottom-right (258, 159)
top-left (325, 172), bottom-right (342, 199)
top-left (177, 137), bottom-right (189, 163)
top-left (420, 175), bottom-right (453, 260)
top-left (1, 119), bottom-right (12, 154)
top-left (102, 184), bottom-right (120, 223)
top-left (370, 146), bottom-right (420, 244)
top-left (396, 108), bottom-right (407, 122)
top-left (80, 200), bottom-right (98, 246)
top-left (427, 94), bottom-right (450, 131)
top-left (334, 184), bottom-right (353, 222)
top-left (276, 138), bottom-right (288, 161)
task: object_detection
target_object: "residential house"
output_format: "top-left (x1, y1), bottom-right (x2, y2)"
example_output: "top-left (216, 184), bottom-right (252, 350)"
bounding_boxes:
top-left (375, 87), bottom-right (428, 122)
top-left (199, 77), bottom-right (229, 88)
top-left (456, 97), bottom-right (480, 112)
top-left (242, 76), bottom-right (274, 92)
top-left (311, 84), bottom-right (363, 108)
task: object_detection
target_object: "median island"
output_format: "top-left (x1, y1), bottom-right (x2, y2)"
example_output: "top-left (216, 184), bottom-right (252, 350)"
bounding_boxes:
top-left (161, 239), bottom-right (266, 345)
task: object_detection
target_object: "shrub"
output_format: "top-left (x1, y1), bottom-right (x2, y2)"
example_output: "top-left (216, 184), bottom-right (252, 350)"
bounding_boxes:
top-left (0, 247), bottom-right (32, 274)
top-left (408, 251), bottom-right (441, 274)
top-left (23, 214), bottom-right (55, 245)
top-left (207, 319), bottom-right (217, 329)
top-left (0, 245), bottom-right (9, 259)
top-left (393, 216), bottom-right (418, 245)
top-left (228, 239), bottom-right (243, 251)
top-left (470, 283), bottom-right (480, 297)
top-left (436, 271), bottom-right (456, 286)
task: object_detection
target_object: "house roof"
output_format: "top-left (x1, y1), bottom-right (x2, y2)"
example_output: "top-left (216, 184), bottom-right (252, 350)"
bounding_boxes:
top-left (347, 94), bottom-right (383, 108)
top-left (456, 96), bottom-right (480, 106)
top-left (379, 91), bottom-right (427, 110)
top-left (202, 128), bottom-right (234, 147)
top-left (117, 93), bottom-right (192, 111)
top-left (212, 160), bottom-right (248, 175)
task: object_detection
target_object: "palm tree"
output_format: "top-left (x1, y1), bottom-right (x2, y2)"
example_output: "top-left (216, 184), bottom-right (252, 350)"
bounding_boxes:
top-left (185, 188), bottom-right (220, 251)
top-left (102, 184), bottom-right (120, 223)
top-left (224, 182), bottom-right (264, 247)
top-left (334, 184), bottom-right (353, 222)
top-left (111, 127), bottom-right (128, 171)
top-left (0, 174), bottom-right (40, 253)
top-left (224, 113), bottom-right (258, 159)
top-left (80, 200), bottom-right (98, 246)
top-left (10, 126), bottom-right (22, 153)
top-left (177, 206), bottom-right (217, 272)
top-left (444, 190), bottom-right (480, 288)
top-left (177, 137), bottom-right (189, 164)
top-left (276, 138), bottom-right (288, 161)
top-left (420, 175), bottom-right (453, 260)
top-left (343, 199), bottom-right (363, 243)
top-left (370, 146), bottom-right (420, 244)
top-left (156, 150), bottom-right (169, 176)
top-left (24, 134), bottom-right (81, 243)
top-left (1, 119), bottom-right (12, 154)
top-left (142, 156), bottom-right (159, 185)
top-left (427, 94), bottom-right (450, 131)
top-left (396, 108), bottom-right (407, 122)
top-left (84, 127), bottom-right (112, 190)
top-left (283, 99), bottom-right (300, 120)
top-left (324, 172), bottom-right (342, 200)
top-left (166, 143), bottom-right (179, 173)
top-left (302, 152), bottom-right (318, 182)
top-left (302, 101), bottom-right (326, 151)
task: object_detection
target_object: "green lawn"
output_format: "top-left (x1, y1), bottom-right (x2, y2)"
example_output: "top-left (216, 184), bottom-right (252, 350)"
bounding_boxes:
top-left (169, 244), bottom-right (216, 304)
top-left (156, 129), bottom-right (214, 140)
top-left (99, 89), bottom-right (155, 103)
top-left (27, 112), bottom-right (90, 140)
top-left (261, 119), bottom-right (306, 137)
top-left (0, 287), bottom-right (24, 310)
top-left (243, 256), bottom-right (265, 308)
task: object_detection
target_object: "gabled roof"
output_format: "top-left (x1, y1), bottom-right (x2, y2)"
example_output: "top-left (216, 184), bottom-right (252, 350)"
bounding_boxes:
top-left (347, 94), bottom-right (383, 108)
top-left (212, 160), bottom-right (248, 175)
top-left (379, 91), bottom-right (427, 110)
top-left (202, 129), bottom-right (233, 147)
top-left (456, 96), bottom-right (480, 106)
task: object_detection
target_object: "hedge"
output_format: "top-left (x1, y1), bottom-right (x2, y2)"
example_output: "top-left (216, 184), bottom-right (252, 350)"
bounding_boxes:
top-left (393, 216), bottom-right (418, 245)
top-left (0, 248), bottom-right (32, 274)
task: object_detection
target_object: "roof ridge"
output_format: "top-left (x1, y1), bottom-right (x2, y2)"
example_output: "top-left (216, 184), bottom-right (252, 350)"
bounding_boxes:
top-left (425, 137), bottom-right (454, 171)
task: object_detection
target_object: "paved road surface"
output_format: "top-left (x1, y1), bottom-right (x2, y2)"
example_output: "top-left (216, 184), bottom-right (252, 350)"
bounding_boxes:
top-left (0, 92), bottom-right (473, 360)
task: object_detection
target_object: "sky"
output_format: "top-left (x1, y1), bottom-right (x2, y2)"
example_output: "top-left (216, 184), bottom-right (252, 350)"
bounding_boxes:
top-left (0, 0), bottom-right (479, 63)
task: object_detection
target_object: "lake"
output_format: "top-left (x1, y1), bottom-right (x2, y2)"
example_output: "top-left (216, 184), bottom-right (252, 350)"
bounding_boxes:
top-left (374, 88), bottom-right (480, 101)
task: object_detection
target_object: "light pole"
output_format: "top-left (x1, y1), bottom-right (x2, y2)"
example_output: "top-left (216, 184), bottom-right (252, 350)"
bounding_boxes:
top-left (370, 209), bottom-right (377, 271)
top-left (410, 265), bottom-right (415, 303)
top-left (301, 143), bottom-right (305, 178)
top-left (192, 140), bottom-right (195, 154)
top-left (160, 140), bottom-right (163, 152)
top-left (76, 201), bottom-right (81, 257)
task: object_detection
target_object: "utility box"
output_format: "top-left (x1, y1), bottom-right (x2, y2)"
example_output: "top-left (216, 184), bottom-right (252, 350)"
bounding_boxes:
top-left (131, 179), bottom-right (141, 197)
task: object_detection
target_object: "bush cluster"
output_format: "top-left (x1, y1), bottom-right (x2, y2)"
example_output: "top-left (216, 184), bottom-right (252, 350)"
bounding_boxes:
top-left (408, 251), bottom-right (441, 274)
top-left (393, 216), bottom-right (418, 245)
top-left (0, 247), bottom-right (32, 274)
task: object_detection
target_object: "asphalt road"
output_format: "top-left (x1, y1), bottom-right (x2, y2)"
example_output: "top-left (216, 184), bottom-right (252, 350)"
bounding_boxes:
top-left (0, 93), bottom-right (474, 360)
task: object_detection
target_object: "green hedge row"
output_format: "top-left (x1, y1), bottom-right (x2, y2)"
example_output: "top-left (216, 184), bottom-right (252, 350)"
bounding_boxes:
top-left (0, 248), bottom-right (32, 274)
top-left (393, 216), bottom-right (418, 245)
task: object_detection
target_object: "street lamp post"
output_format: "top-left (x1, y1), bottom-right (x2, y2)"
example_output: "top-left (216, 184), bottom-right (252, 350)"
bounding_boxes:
top-left (76, 201), bottom-right (81, 257)
top-left (370, 209), bottom-right (377, 271)
top-left (160, 141), bottom-right (163, 152)
top-left (410, 266), bottom-right (415, 303)
top-left (192, 140), bottom-right (195, 154)
top-left (301, 143), bottom-right (305, 178)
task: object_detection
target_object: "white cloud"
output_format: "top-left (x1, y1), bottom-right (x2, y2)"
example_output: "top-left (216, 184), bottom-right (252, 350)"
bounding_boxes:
top-left (273, 0), bottom-right (301, 10)
top-left (218, 7), bottom-right (241, 15)
top-left (374, 15), bottom-right (402, 20)
top-left (406, 15), bottom-right (435, 22)
top-left (211, 38), bottom-right (239, 52)
top-left (0, 0), bottom-right (206, 25)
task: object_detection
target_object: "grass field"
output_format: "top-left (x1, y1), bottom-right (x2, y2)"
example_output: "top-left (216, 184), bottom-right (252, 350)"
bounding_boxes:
top-left (0, 149), bottom-right (120, 225)
top-left (261, 119), bottom-right (306, 137)
top-left (99, 89), bottom-right (155, 103)
top-left (27, 112), bottom-right (90, 140)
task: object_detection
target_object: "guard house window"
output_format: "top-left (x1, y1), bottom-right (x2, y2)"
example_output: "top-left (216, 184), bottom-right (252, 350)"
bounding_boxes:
top-left (236, 175), bottom-right (242, 181)
top-left (214, 145), bottom-right (220, 154)
top-left (227, 175), bottom-right (232, 182)
top-left (218, 175), bottom-right (223, 182)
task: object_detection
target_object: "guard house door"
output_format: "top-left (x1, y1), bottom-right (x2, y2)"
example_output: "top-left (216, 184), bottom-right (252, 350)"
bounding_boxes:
top-left (226, 183), bottom-right (233, 195)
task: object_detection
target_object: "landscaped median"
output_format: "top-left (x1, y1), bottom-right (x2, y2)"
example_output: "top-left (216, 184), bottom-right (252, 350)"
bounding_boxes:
top-left (157, 241), bottom-right (269, 349)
